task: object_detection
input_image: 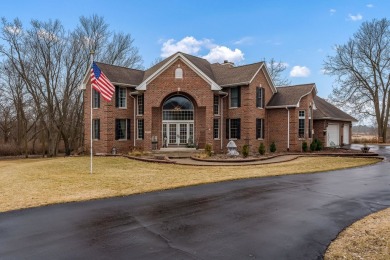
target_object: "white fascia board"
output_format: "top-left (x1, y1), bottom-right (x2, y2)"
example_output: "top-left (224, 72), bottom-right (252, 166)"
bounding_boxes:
top-left (254, 63), bottom-right (277, 94)
top-left (266, 105), bottom-right (297, 109)
top-left (136, 53), bottom-right (221, 91)
top-left (79, 64), bottom-right (92, 90)
top-left (296, 84), bottom-right (316, 106)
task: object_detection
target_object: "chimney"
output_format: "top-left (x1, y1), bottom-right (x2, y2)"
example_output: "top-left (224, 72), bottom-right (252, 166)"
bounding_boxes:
top-left (222, 60), bottom-right (234, 67)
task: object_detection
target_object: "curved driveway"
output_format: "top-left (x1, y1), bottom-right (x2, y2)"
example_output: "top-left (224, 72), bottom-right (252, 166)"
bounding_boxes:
top-left (1, 145), bottom-right (389, 259)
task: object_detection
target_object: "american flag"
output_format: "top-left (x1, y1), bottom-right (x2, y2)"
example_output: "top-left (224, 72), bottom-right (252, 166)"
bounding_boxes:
top-left (90, 62), bottom-right (115, 102)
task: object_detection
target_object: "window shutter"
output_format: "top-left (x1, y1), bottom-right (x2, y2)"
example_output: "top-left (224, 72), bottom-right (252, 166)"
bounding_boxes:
top-left (237, 87), bottom-right (241, 107)
top-left (237, 119), bottom-right (241, 139)
top-left (97, 119), bottom-right (100, 140)
top-left (256, 88), bottom-right (260, 108)
top-left (97, 91), bottom-right (100, 108)
top-left (115, 86), bottom-right (119, 108)
top-left (115, 119), bottom-right (119, 140)
top-left (262, 119), bottom-right (265, 139)
top-left (226, 119), bottom-right (230, 139)
top-left (261, 88), bottom-right (265, 108)
top-left (127, 119), bottom-right (131, 140)
top-left (256, 119), bottom-right (260, 139)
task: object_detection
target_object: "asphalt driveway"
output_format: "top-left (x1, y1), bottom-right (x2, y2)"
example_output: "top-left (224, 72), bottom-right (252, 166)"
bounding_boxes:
top-left (0, 146), bottom-right (389, 259)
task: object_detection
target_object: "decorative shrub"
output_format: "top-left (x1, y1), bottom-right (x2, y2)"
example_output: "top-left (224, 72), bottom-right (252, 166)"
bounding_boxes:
top-left (205, 143), bottom-right (212, 157)
top-left (310, 141), bottom-right (317, 152)
top-left (316, 139), bottom-right (323, 151)
top-left (310, 139), bottom-right (323, 151)
top-left (242, 144), bottom-right (249, 158)
top-left (302, 141), bottom-right (308, 152)
top-left (258, 143), bottom-right (266, 155)
top-left (270, 142), bottom-right (276, 153)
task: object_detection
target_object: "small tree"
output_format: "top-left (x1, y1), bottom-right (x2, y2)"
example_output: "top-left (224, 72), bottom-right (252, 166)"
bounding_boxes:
top-left (270, 142), bottom-right (276, 153)
top-left (205, 143), bottom-right (212, 157)
top-left (258, 143), bottom-right (266, 155)
top-left (242, 144), bottom-right (249, 158)
top-left (302, 141), bottom-right (308, 152)
top-left (316, 139), bottom-right (323, 151)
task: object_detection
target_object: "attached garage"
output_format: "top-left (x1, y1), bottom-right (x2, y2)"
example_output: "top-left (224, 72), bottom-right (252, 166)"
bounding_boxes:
top-left (327, 124), bottom-right (340, 147)
top-left (343, 124), bottom-right (350, 145)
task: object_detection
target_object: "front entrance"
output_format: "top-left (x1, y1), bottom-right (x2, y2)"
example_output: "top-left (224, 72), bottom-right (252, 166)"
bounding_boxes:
top-left (163, 122), bottom-right (194, 146)
top-left (162, 95), bottom-right (195, 147)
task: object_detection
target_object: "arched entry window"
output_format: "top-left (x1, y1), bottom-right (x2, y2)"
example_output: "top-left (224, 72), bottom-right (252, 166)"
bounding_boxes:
top-left (162, 95), bottom-right (194, 146)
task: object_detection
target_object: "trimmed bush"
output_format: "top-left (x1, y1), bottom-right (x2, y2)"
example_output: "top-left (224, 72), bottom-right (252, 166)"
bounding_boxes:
top-left (205, 143), bottom-right (212, 157)
top-left (270, 142), bottom-right (276, 153)
top-left (316, 139), bottom-right (323, 151)
top-left (258, 143), bottom-right (266, 155)
top-left (310, 141), bottom-right (317, 152)
top-left (242, 144), bottom-right (249, 158)
top-left (302, 141), bottom-right (308, 152)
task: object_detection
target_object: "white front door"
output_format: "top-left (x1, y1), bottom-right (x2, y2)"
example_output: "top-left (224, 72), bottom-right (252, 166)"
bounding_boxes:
top-left (343, 124), bottom-right (350, 145)
top-left (327, 124), bottom-right (340, 146)
top-left (163, 122), bottom-right (194, 146)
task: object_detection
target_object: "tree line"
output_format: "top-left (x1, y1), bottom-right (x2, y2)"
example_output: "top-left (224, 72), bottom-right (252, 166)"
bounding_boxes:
top-left (0, 15), bottom-right (142, 156)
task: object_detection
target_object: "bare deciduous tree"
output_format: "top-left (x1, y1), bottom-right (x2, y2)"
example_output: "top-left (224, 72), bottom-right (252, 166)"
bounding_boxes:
top-left (266, 58), bottom-right (291, 86)
top-left (324, 18), bottom-right (390, 142)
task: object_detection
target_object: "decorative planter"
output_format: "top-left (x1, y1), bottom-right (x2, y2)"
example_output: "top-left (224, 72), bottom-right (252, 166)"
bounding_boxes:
top-left (361, 147), bottom-right (370, 153)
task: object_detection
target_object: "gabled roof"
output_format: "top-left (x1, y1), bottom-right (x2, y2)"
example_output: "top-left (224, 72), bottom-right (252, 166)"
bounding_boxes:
top-left (313, 96), bottom-right (357, 122)
top-left (80, 52), bottom-right (277, 91)
top-left (94, 62), bottom-right (144, 86)
top-left (137, 52), bottom-right (221, 91)
top-left (267, 83), bottom-right (317, 108)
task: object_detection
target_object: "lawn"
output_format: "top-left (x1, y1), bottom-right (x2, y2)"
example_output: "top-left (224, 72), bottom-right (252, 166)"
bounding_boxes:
top-left (0, 156), bottom-right (380, 213)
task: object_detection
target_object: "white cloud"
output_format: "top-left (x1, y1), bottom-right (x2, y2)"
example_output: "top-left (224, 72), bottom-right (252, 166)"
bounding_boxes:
top-left (5, 25), bottom-right (21, 35)
top-left (348, 13), bottom-right (363, 21)
top-left (290, 66), bottom-right (311, 77)
top-left (234, 36), bottom-right (253, 45)
top-left (366, 4), bottom-right (374, 8)
top-left (202, 46), bottom-right (244, 64)
top-left (329, 9), bottom-right (336, 15)
top-left (161, 36), bottom-right (208, 57)
top-left (160, 36), bottom-right (244, 64)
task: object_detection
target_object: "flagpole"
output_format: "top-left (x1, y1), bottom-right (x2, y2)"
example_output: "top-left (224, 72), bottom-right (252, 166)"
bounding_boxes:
top-left (90, 50), bottom-right (94, 174)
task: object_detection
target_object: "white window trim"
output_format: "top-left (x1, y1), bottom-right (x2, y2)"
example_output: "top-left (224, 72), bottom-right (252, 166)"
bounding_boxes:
top-left (228, 118), bottom-right (239, 140)
top-left (117, 119), bottom-right (127, 141)
top-left (213, 118), bottom-right (220, 140)
top-left (118, 87), bottom-right (127, 109)
top-left (229, 87), bottom-right (239, 109)
top-left (214, 96), bottom-right (220, 116)
top-left (257, 119), bottom-right (264, 140)
top-left (137, 119), bottom-right (144, 140)
top-left (298, 110), bottom-right (305, 139)
top-left (136, 94), bottom-right (144, 116)
top-left (256, 87), bottom-right (264, 109)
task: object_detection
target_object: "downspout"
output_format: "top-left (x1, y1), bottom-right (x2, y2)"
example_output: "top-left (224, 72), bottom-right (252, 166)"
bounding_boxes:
top-left (220, 93), bottom-right (228, 150)
top-left (286, 107), bottom-right (290, 151)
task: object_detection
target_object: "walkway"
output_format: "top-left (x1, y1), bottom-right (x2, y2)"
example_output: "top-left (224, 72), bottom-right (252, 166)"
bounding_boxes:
top-left (174, 155), bottom-right (299, 166)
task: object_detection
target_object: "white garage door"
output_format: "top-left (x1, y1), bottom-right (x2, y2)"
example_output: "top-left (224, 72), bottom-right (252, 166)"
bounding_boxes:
top-left (343, 124), bottom-right (350, 145)
top-left (327, 124), bottom-right (339, 147)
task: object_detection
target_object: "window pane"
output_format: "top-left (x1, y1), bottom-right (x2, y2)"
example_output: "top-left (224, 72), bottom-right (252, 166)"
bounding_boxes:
top-left (137, 119), bottom-right (144, 139)
top-left (230, 119), bottom-right (239, 138)
top-left (213, 119), bottom-right (219, 139)
top-left (118, 119), bottom-right (126, 139)
top-left (137, 95), bottom-right (144, 115)
top-left (213, 96), bottom-right (219, 115)
top-left (230, 88), bottom-right (238, 107)
top-left (119, 88), bottom-right (126, 108)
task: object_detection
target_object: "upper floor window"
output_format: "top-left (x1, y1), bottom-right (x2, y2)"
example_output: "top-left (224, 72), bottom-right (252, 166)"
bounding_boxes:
top-left (230, 87), bottom-right (241, 108)
top-left (175, 68), bottom-right (183, 79)
top-left (298, 110), bottom-right (305, 138)
top-left (93, 89), bottom-right (100, 108)
top-left (213, 95), bottom-right (220, 115)
top-left (137, 94), bottom-right (144, 115)
top-left (115, 87), bottom-right (127, 108)
top-left (256, 87), bottom-right (264, 108)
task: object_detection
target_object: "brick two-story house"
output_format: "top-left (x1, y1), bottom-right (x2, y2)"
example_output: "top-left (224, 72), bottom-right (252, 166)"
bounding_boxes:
top-left (81, 52), bottom-right (356, 154)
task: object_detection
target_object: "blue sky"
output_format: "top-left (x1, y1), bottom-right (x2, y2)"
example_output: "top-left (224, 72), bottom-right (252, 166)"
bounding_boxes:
top-left (1, 0), bottom-right (389, 97)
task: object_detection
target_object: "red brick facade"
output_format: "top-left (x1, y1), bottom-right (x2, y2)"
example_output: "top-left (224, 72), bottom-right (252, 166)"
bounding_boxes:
top-left (83, 54), bottom-right (353, 154)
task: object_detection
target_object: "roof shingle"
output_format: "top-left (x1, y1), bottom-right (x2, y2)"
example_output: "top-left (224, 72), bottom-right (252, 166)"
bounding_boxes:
top-left (313, 96), bottom-right (357, 122)
top-left (95, 62), bottom-right (144, 86)
top-left (267, 84), bottom-right (315, 107)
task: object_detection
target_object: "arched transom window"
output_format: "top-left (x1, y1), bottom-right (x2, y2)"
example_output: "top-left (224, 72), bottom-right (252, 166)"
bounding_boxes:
top-left (163, 95), bottom-right (194, 120)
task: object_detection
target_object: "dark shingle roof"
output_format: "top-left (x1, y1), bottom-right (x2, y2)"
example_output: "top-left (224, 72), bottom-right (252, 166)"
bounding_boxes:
top-left (95, 62), bottom-right (144, 86)
top-left (313, 96), bottom-right (357, 122)
top-left (210, 62), bottom-right (263, 86)
top-left (267, 84), bottom-right (315, 107)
